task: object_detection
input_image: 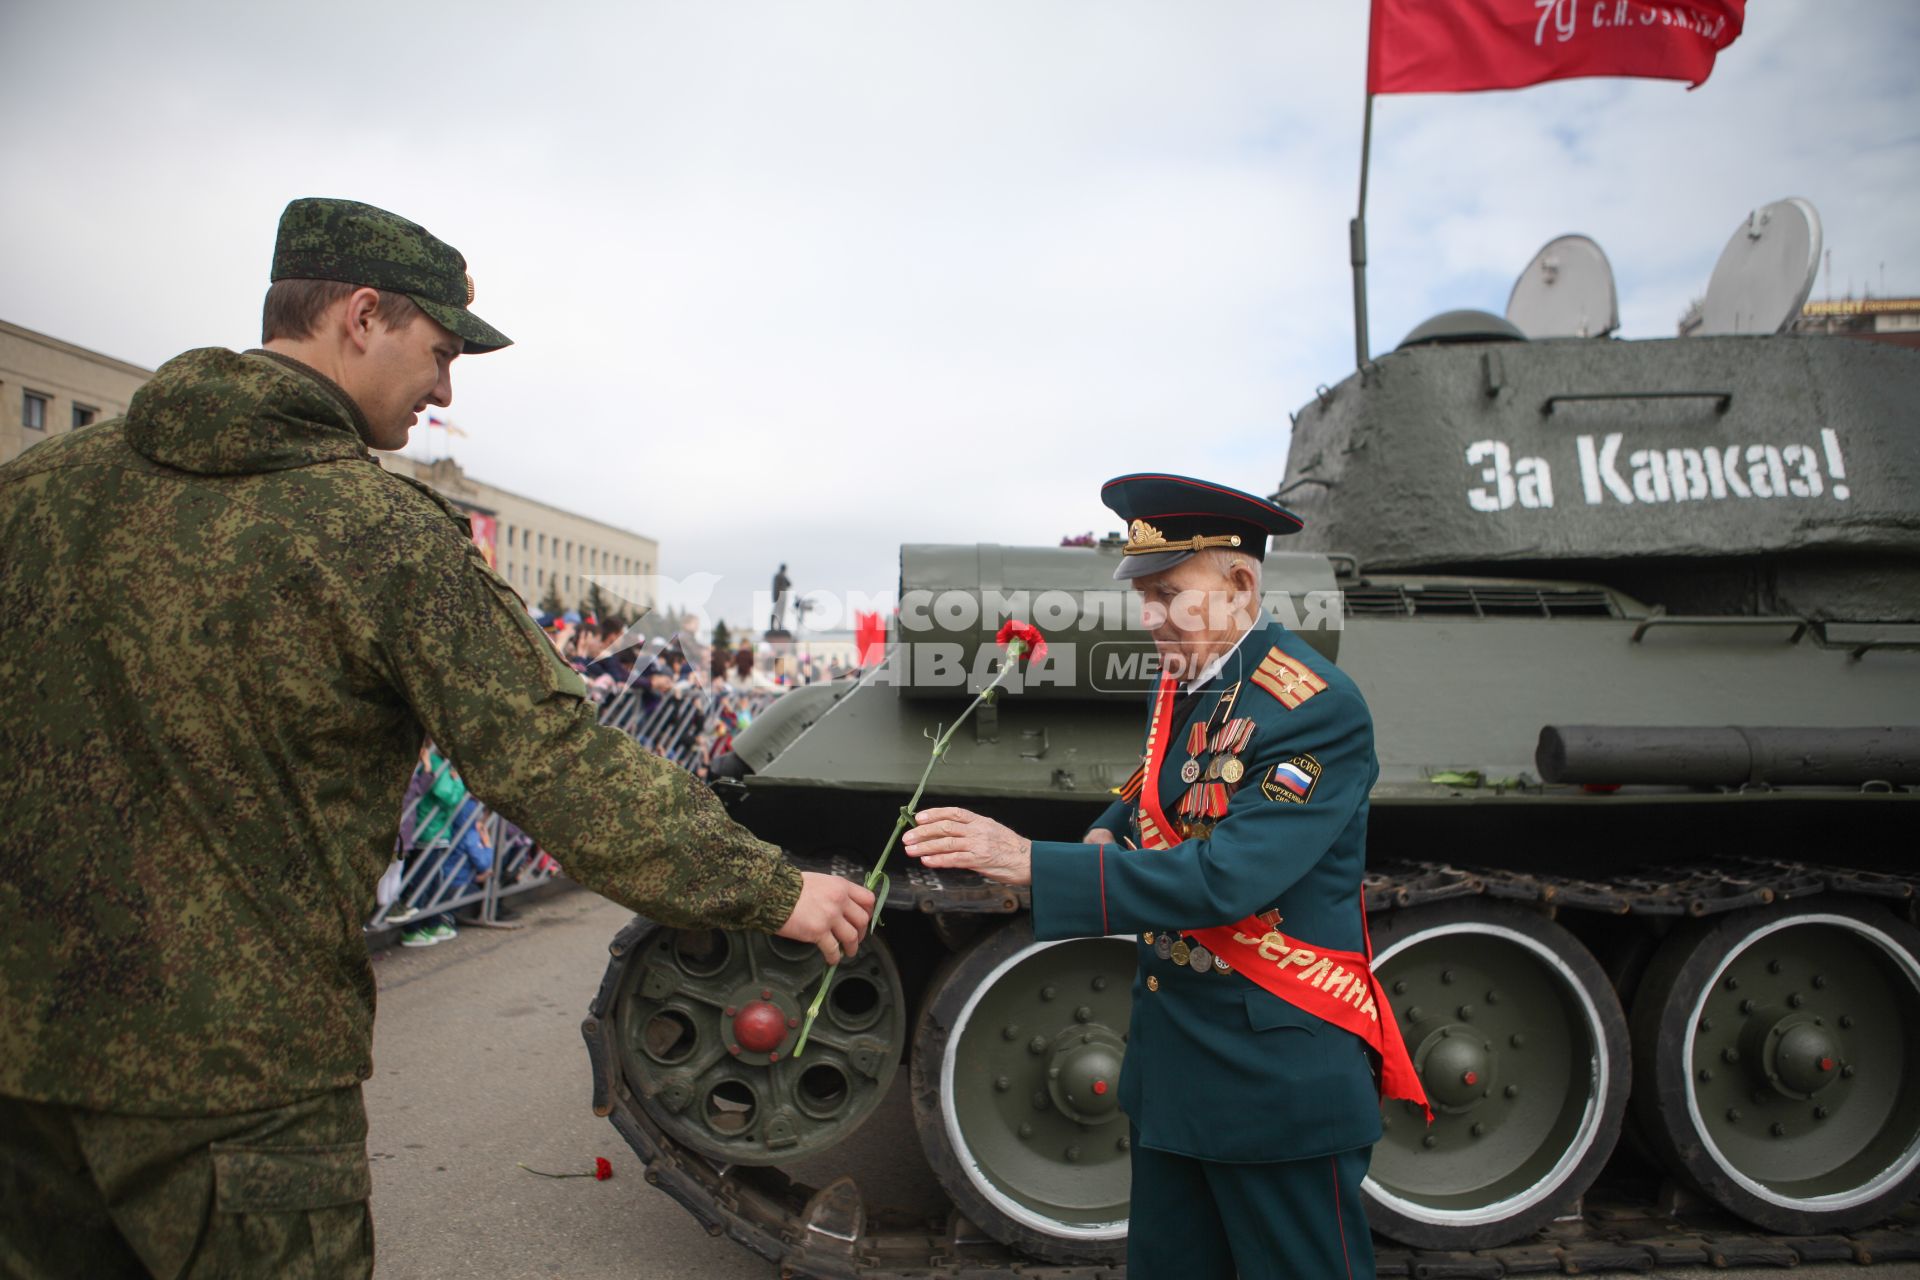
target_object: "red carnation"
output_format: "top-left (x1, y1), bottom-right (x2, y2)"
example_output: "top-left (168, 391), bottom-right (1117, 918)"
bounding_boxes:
top-left (996, 619), bottom-right (1047, 664)
top-left (518, 1157), bottom-right (616, 1181)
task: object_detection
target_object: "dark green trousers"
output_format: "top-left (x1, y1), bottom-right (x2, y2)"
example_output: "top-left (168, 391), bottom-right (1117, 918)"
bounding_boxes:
top-left (0, 1086), bottom-right (372, 1280)
top-left (1127, 1133), bottom-right (1375, 1280)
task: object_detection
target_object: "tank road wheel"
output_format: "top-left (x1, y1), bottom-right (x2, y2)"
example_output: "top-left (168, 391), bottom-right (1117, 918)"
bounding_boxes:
top-left (1630, 900), bottom-right (1920, 1231)
top-left (611, 925), bottom-right (907, 1164)
top-left (911, 918), bottom-right (1135, 1264)
top-left (1362, 899), bottom-right (1629, 1249)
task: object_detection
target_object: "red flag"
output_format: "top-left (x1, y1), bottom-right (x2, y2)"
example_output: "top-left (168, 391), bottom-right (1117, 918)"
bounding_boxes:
top-left (854, 611), bottom-right (886, 667)
top-left (1368, 0), bottom-right (1744, 94)
top-left (466, 511), bottom-right (498, 568)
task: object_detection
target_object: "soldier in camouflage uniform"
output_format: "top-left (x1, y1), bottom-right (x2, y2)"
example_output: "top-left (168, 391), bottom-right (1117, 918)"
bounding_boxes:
top-left (0, 197), bottom-right (875, 1278)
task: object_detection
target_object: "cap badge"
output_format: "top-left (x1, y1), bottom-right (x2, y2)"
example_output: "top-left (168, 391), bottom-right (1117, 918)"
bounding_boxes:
top-left (1123, 518), bottom-right (1243, 558)
top-left (1127, 518), bottom-right (1165, 552)
top-left (465, 273), bottom-right (476, 305)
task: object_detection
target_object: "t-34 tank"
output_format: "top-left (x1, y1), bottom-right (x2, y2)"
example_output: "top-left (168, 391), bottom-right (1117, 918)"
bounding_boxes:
top-left (582, 202), bottom-right (1920, 1275)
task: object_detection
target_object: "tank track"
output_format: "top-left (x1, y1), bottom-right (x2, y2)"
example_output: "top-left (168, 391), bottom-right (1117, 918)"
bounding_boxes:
top-left (583, 854), bottom-right (1920, 1278)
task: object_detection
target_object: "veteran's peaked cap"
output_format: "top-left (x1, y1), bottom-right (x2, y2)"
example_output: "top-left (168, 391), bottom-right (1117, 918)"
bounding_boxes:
top-left (271, 198), bottom-right (512, 354)
top-left (1100, 473), bottom-right (1304, 581)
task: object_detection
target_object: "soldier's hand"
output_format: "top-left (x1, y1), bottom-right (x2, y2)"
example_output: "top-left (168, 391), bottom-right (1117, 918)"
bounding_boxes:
top-left (1084, 827), bottom-right (1118, 845)
top-left (777, 872), bottom-right (876, 965)
top-left (903, 807), bottom-right (1033, 886)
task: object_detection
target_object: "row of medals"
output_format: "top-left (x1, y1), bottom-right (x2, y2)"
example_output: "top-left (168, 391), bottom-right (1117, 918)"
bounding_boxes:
top-left (1150, 710), bottom-right (1256, 977)
top-left (1176, 717), bottom-right (1254, 810)
top-left (1146, 928), bottom-right (1231, 975)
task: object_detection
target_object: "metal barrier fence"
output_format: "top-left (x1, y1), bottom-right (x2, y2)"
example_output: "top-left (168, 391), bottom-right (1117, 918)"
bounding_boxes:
top-left (369, 681), bottom-right (783, 937)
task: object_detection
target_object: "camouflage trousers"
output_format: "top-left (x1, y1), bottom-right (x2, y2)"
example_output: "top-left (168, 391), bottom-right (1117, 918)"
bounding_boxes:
top-left (0, 1085), bottom-right (372, 1279)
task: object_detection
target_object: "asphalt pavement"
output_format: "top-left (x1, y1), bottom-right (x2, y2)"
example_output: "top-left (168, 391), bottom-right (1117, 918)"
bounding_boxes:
top-left (366, 891), bottom-right (774, 1279)
top-left (365, 888), bottom-right (1887, 1279)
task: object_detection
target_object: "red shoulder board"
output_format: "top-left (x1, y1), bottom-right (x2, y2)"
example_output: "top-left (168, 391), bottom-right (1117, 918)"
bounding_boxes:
top-left (1249, 646), bottom-right (1328, 710)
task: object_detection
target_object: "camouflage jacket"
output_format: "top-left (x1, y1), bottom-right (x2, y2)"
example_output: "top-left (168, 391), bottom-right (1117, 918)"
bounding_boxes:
top-left (0, 348), bottom-right (801, 1115)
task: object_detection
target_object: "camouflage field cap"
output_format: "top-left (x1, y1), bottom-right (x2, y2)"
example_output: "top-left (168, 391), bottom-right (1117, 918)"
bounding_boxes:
top-left (271, 197), bottom-right (512, 353)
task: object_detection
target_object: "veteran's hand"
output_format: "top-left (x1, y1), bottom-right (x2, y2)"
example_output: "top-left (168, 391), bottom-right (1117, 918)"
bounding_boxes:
top-left (1084, 827), bottom-right (1118, 846)
top-left (903, 807), bottom-right (1033, 886)
top-left (777, 872), bottom-right (876, 964)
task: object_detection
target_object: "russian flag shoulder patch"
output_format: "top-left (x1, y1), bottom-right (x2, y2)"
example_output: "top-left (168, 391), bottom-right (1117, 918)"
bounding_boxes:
top-left (1260, 754), bottom-right (1323, 805)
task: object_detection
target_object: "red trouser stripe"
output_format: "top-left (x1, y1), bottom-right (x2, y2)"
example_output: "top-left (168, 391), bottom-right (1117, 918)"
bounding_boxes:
top-left (1332, 1156), bottom-right (1354, 1280)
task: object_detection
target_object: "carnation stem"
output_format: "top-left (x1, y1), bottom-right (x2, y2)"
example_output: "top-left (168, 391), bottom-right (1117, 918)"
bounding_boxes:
top-left (793, 641), bottom-right (1027, 1056)
top-left (517, 1163), bottom-right (593, 1178)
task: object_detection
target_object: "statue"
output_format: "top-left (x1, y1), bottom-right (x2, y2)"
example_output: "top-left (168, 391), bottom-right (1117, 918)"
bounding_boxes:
top-left (768, 563), bottom-right (792, 636)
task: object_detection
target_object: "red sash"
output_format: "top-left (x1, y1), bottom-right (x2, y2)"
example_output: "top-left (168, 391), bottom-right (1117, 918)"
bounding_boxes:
top-left (1139, 676), bottom-right (1432, 1122)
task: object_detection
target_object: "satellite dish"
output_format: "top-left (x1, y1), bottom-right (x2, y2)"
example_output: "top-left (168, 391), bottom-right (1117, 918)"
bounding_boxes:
top-left (1695, 197), bottom-right (1822, 336)
top-left (1506, 235), bottom-right (1619, 338)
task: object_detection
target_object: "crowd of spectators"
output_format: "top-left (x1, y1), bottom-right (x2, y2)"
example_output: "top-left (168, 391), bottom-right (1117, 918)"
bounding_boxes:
top-left (534, 611), bottom-right (855, 777)
top-left (377, 611), bottom-right (849, 940)
top-left (537, 612), bottom-right (855, 695)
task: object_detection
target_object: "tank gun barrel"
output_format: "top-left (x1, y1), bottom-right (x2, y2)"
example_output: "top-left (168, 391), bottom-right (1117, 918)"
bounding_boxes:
top-left (1536, 724), bottom-right (1920, 787)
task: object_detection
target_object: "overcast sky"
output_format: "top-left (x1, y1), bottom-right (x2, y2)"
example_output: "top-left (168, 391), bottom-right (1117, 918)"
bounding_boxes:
top-left (5, 1), bottom-right (1916, 631)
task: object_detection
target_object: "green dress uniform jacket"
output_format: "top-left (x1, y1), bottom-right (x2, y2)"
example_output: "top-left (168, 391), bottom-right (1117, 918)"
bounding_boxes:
top-left (0, 348), bottom-right (802, 1117)
top-left (1029, 616), bottom-right (1384, 1164)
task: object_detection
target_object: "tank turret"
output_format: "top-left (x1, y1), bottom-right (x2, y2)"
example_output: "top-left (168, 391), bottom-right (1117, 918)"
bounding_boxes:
top-left (1281, 331), bottom-right (1920, 622)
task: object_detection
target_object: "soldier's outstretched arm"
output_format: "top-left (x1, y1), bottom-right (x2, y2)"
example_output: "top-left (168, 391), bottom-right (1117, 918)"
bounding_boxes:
top-left (373, 535), bottom-right (822, 938)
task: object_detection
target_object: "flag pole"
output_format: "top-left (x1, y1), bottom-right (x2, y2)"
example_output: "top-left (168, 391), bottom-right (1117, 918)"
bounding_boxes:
top-left (1349, 90), bottom-right (1374, 371)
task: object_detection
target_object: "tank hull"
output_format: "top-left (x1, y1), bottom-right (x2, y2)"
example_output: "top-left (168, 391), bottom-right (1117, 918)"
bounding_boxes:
top-left (589, 583), bottom-right (1919, 1273)
top-left (726, 595), bottom-right (1920, 859)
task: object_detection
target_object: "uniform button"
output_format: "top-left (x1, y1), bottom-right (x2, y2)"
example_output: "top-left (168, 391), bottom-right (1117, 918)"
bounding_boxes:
top-left (1147, 975), bottom-right (1159, 993)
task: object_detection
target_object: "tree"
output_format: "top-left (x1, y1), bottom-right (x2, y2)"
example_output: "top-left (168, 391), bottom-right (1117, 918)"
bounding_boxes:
top-left (711, 619), bottom-right (732, 653)
top-left (582, 581), bottom-right (612, 624)
top-left (538, 579), bottom-right (564, 615)
top-left (637, 606), bottom-right (684, 642)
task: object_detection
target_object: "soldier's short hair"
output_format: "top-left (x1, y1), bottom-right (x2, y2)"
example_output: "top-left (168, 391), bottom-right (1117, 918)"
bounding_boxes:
top-left (261, 279), bottom-right (425, 344)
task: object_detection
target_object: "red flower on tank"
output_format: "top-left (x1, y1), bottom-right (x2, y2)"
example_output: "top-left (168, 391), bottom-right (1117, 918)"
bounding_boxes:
top-left (996, 619), bottom-right (1047, 664)
top-left (595, 1157), bottom-right (613, 1180)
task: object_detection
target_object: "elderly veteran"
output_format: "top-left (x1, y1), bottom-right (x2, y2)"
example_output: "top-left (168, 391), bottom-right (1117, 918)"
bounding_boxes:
top-left (903, 472), bottom-right (1428, 1280)
top-left (0, 197), bottom-right (872, 1278)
